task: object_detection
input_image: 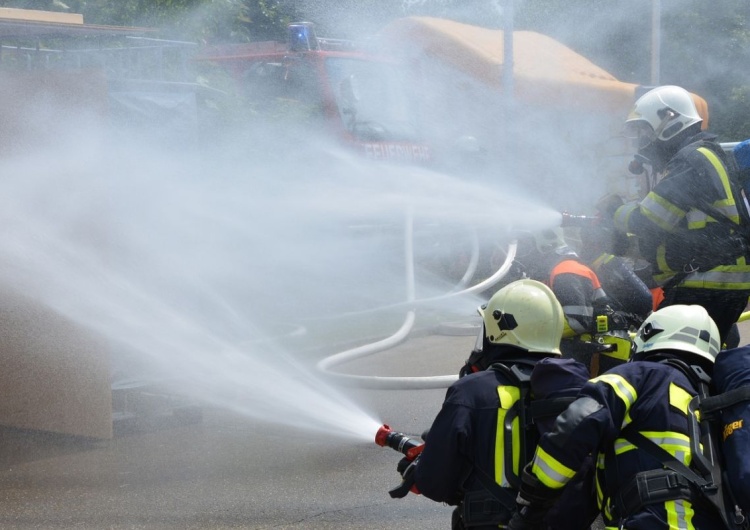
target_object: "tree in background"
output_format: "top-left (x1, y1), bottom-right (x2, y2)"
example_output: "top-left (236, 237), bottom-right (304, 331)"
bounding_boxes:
top-left (516, 0), bottom-right (750, 140)
top-left (0, 0), bottom-right (301, 42)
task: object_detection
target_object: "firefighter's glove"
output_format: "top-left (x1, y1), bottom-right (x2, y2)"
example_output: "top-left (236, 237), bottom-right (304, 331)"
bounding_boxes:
top-left (396, 456), bottom-right (412, 476)
top-left (390, 455), bottom-right (420, 498)
top-left (508, 464), bottom-right (560, 530)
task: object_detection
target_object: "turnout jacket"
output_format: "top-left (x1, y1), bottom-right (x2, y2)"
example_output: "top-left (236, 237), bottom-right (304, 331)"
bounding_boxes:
top-left (529, 360), bottom-right (726, 530)
top-left (548, 259), bottom-right (608, 338)
top-left (614, 132), bottom-right (750, 290)
top-left (589, 252), bottom-right (653, 321)
top-left (415, 357), bottom-right (595, 529)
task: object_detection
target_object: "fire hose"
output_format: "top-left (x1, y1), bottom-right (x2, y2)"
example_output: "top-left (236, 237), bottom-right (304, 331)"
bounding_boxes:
top-left (315, 206), bottom-right (517, 390)
top-left (318, 206), bottom-right (750, 391)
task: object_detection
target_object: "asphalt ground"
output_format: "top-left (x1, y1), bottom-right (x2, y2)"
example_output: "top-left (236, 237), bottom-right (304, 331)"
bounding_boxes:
top-left (0, 332), bottom-right (469, 529)
top-left (0, 321), bottom-right (748, 529)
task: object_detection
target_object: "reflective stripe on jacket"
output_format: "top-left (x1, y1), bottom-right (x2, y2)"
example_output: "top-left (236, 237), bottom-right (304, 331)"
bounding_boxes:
top-left (614, 135), bottom-right (750, 290)
top-left (529, 361), bottom-right (726, 530)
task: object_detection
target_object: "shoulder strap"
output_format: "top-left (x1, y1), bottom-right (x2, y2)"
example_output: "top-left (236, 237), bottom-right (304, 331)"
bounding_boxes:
top-left (621, 427), bottom-right (710, 488)
top-left (701, 386), bottom-right (750, 420)
top-left (620, 426), bottom-right (746, 529)
top-left (529, 396), bottom-right (577, 420)
top-left (455, 361), bottom-right (526, 512)
top-left (489, 361), bottom-right (534, 490)
top-left (680, 140), bottom-right (750, 238)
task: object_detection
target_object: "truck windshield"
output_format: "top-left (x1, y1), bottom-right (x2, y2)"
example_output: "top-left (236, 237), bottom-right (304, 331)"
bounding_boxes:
top-left (325, 57), bottom-right (419, 142)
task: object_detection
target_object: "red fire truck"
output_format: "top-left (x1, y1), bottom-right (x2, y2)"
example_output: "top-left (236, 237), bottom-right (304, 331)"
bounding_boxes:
top-left (194, 22), bottom-right (432, 165)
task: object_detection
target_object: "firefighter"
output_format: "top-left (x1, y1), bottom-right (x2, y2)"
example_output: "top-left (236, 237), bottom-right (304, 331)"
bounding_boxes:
top-left (514, 227), bottom-right (628, 374)
top-left (409, 279), bottom-right (597, 530)
top-left (508, 304), bottom-right (727, 530)
top-left (613, 85), bottom-right (750, 345)
top-left (577, 199), bottom-right (653, 325)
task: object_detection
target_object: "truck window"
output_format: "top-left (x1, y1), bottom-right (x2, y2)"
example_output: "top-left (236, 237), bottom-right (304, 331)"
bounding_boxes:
top-left (325, 57), bottom-right (418, 142)
top-left (242, 59), bottom-right (324, 123)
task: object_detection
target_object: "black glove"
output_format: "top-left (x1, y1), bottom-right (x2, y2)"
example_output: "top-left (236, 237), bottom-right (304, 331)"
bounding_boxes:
top-left (508, 464), bottom-right (561, 529)
top-left (396, 456), bottom-right (412, 476)
top-left (389, 455), bottom-right (420, 499)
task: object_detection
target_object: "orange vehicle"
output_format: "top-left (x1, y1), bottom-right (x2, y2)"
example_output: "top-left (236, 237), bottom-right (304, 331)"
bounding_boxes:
top-left (195, 22), bottom-right (432, 165)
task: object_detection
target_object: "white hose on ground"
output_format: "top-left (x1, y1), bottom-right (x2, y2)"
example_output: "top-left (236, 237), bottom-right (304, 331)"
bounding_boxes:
top-left (316, 206), bottom-right (517, 389)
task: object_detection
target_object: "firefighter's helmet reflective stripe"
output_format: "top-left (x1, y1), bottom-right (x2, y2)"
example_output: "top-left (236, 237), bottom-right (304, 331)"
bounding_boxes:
top-left (624, 86), bottom-right (703, 143)
top-left (478, 279), bottom-right (564, 354)
top-left (633, 305), bottom-right (720, 364)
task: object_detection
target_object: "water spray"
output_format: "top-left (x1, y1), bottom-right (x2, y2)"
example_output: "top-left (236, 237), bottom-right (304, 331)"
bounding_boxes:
top-left (560, 211), bottom-right (601, 228)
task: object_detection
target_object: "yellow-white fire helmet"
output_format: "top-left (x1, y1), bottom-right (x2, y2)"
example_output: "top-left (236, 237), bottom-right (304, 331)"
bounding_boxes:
top-left (633, 304), bottom-right (720, 364)
top-left (479, 279), bottom-right (564, 355)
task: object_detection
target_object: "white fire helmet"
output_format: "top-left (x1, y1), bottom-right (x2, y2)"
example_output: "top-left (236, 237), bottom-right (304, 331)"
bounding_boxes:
top-left (478, 279), bottom-right (564, 355)
top-left (624, 85), bottom-right (703, 148)
top-left (633, 304), bottom-right (720, 364)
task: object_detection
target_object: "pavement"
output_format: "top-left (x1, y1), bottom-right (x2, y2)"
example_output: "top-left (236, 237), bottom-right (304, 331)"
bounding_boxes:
top-left (0, 330), bottom-right (472, 529)
top-left (0, 320), bottom-right (747, 529)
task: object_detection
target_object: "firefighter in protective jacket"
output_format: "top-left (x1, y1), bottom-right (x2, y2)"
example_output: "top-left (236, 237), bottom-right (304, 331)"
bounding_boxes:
top-left (515, 227), bottom-right (629, 372)
top-left (412, 279), bottom-right (597, 530)
top-left (613, 85), bottom-right (750, 345)
top-left (508, 304), bottom-right (727, 530)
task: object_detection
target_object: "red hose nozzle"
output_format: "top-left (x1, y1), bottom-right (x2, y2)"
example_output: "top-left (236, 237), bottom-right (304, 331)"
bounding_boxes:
top-left (375, 424), bottom-right (393, 447)
top-left (375, 424), bottom-right (424, 460)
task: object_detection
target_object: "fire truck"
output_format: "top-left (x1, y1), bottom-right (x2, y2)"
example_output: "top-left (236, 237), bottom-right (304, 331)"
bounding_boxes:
top-left (194, 22), bottom-right (432, 165)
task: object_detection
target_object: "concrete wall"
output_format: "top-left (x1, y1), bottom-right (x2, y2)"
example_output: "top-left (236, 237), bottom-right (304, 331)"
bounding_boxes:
top-left (0, 71), bottom-right (112, 439)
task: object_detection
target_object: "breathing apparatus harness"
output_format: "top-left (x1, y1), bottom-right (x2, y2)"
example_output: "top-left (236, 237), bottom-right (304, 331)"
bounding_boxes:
top-left (457, 360), bottom-right (578, 527)
top-left (652, 139), bottom-right (750, 299)
top-left (612, 358), bottom-right (747, 529)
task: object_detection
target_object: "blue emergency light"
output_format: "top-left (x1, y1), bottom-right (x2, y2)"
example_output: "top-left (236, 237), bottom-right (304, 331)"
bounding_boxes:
top-left (288, 22), bottom-right (319, 52)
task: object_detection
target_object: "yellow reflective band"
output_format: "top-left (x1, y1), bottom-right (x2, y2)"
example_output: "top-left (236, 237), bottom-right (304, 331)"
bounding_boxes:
top-left (669, 383), bottom-right (692, 415)
top-left (666, 498), bottom-right (695, 530)
top-left (686, 209), bottom-right (708, 229)
top-left (614, 438), bottom-right (636, 455)
top-left (613, 202), bottom-right (638, 233)
top-left (562, 319), bottom-right (577, 338)
top-left (615, 430), bottom-right (693, 465)
top-left (495, 385), bottom-right (521, 487)
top-left (531, 446), bottom-right (576, 489)
top-left (642, 431), bottom-right (692, 465)
top-left (592, 253), bottom-right (615, 270)
top-left (598, 335), bottom-right (632, 361)
top-left (697, 147), bottom-right (736, 214)
top-left (654, 243), bottom-right (675, 280)
top-left (590, 373), bottom-right (637, 411)
top-left (679, 266), bottom-right (750, 289)
top-left (595, 474), bottom-right (604, 505)
top-left (641, 192), bottom-right (685, 232)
